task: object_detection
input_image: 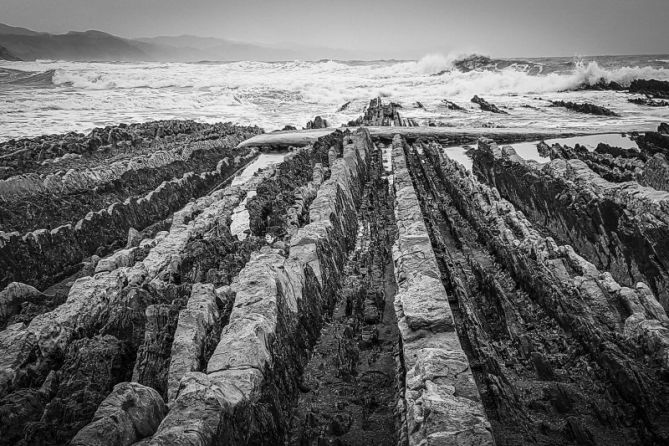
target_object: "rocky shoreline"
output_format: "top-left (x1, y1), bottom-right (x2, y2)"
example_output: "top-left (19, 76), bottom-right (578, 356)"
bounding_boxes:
top-left (1, 101), bottom-right (669, 445)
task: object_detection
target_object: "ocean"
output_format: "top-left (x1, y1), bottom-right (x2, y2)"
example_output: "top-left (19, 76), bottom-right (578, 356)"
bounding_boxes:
top-left (1, 53), bottom-right (668, 141)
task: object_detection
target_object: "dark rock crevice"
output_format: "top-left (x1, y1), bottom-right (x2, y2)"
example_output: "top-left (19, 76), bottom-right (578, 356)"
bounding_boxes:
top-left (405, 140), bottom-right (661, 445)
top-left (288, 142), bottom-right (400, 445)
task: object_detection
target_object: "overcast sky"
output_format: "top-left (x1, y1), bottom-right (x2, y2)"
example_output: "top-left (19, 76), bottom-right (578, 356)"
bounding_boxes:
top-left (1, 0), bottom-right (667, 58)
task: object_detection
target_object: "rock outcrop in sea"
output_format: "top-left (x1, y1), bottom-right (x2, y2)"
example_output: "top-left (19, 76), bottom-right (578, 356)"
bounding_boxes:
top-left (550, 100), bottom-right (619, 116)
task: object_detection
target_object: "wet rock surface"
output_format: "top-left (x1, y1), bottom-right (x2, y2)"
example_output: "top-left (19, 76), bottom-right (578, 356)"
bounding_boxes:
top-left (473, 135), bottom-right (669, 313)
top-left (408, 139), bottom-right (669, 445)
top-left (288, 139), bottom-right (400, 445)
top-left (2, 105), bottom-right (669, 446)
top-left (348, 97), bottom-right (419, 127)
top-left (550, 100), bottom-right (619, 116)
top-left (0, 122), bottom-right (260, 292)
top-left (629, 79), bottom-right (669, 99)
top-left (471, 95), bottom-right (509, 114)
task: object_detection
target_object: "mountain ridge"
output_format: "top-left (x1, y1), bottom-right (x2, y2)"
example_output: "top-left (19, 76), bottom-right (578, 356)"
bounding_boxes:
top-left (0, 22), bottom-right (370, 62)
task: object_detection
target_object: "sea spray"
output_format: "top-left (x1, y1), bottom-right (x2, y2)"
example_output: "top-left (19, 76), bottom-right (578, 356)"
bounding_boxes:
top-left (1, 54), bottom-right (668, 139)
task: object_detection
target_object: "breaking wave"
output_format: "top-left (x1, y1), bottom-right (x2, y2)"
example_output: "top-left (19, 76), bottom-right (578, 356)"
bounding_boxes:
top-left (1, 53), bottom-right (668, 139)
top-left (1, 54), bottom-right (662, 97)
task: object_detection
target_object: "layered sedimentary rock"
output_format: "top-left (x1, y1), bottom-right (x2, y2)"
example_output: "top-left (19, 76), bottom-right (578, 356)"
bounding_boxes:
top-left (0, 139), bottom-right (257, 292)
top-left (0, 137), bottom-right (252, 204)
top-left (289, 137), bottom-right (400, 445)
top-left (391, 135), bottom-right (494, 445)
top-left (410, 139), bottom-right (669, 444)
top-left (0, 120), bottom-right (253, 170)
top-left (143, 129), bottom-right (370, 445)
top-left (3, 102), bottom-right (669, 446)
top-left (0, 163), bottom-right (276, 445)
top-left (536, 127), bottom-right (669, 193)
top-left (348, 97), bottom-right (419, 127)
top-left (539, 141), bottom-right (645, 183)
top-left (473, 138), bottom-right (669, 314)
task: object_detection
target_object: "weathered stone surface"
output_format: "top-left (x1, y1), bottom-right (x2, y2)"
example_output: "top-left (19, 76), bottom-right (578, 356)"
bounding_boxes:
top-left (0, 146), bottom-right (258, 292)
top-left (391, 134), bottom-right (494, 446)
top-left (0, 282), bottom-right (43, 327)
top-left (543, 142), bottom-right (645, 182)
top-left (436, 143), bottom-right (669, 442)
top-left (21, 334), bottom-right (133, 445)
top-left (167, 283), bottom-right (219, 402)
top-left (0, 167), bottom-right (275, 445)
top-left (473, 138), bottom-right (669, 312)
top-left (71, 382), bottom-right (167, 446)
top-left (146, 129), bottom-right (370, 445)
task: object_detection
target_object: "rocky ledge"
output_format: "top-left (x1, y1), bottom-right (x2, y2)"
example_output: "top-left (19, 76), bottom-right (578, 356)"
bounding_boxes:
top-left (2, 107), bottom-right (669, 446)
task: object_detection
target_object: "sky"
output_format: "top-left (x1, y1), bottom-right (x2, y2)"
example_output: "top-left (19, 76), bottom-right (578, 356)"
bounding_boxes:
top-left (1, 0), bottom-right (667, 58)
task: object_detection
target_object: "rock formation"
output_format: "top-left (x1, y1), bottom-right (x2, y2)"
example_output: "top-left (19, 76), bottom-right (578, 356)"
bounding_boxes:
top-left (306, 116), bottom-right (329, 129)
top-left (550, 100), bottom-right (619, 116)
top-left (473, 137), bottom-right (669, 313)
top-left (348, 97), bottom-right (419, 127)
top-left (442, 99), bottom-right (467, 111)
top-left (2, 108), bottom-right (669, 446)
top-left (471, 95), bottom-right (508, 114)
top-left (629, 97), bottom-right (669, 107)
top-left (629, 79), bottom-right (669, 99)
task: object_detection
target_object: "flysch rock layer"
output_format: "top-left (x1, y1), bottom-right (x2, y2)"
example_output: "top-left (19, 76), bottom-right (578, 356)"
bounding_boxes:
top-left (0, 139), bottom-right (237, 201)
top-left (0, 164), bottom-right (275, 428)
top-left (166, 283), bottom-right (220, 402)
top-left (437, 144), bottom-right (669, 442)
top-left (139, 129), bottom-right (369, 445)
top-left (0, 149), bottom-right (257, 291)
top-left (390, 134), bottom-right (494, 446)
top-left (473, 139), bottom-right (669, 313)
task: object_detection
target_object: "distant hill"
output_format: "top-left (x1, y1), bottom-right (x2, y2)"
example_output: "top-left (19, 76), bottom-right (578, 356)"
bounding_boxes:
top-left (0, 23), bottom-right (42, 36)
top-left (0, 23), bottom-right (369, 62)
top-left (0, 44), bottom-right (21, 61)
top-left (0, 28), bottom-right (151, 61)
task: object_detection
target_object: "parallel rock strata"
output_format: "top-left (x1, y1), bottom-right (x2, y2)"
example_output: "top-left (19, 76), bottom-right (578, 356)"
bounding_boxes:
top-left (536, 127), bottom-right (669, 193)
top-left (473, 139), bottom-right (669, 314)
top-left (539, 141), bottom-right (645, 183)
top-left (143, 129), bottom-right (370, 445)
top-left (348, 97), bottom-right (419, 127)
top-left (0, 164), bottom-right (275, 445)
top-left (0, 120), bottom-right (256, 172)
top-left (0, 145), bottom-right (257, 291)
top-left (408, 139), bottom-right (669, 445)
top-left (391, 135), bottom-right (494, 445)
top-left (288, 138), bottom-right (400, 445)
top-left (3, 103), bottom-right (669, 446)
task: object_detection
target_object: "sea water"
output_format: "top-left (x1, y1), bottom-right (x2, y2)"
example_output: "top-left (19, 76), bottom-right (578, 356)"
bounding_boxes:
top-left (1, 53), bottom-right (669, 141)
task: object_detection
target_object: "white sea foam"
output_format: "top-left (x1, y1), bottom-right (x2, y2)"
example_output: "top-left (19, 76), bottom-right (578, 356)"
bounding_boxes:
top-left (1, 54), bottom-right (668, 140)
